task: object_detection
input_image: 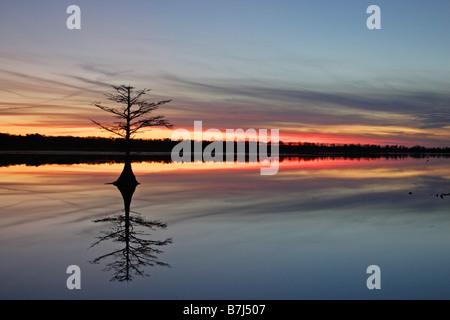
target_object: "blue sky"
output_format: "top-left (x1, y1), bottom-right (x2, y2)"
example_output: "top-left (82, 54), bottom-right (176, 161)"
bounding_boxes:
top-left (0, 0), bottom-right (449, 146)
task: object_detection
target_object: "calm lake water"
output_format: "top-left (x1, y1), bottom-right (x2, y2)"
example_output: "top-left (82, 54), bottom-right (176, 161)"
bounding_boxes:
top-left (0, 155), bottom-right (448, 300)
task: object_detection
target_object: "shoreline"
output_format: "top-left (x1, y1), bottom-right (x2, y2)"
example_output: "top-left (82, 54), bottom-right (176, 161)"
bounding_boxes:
top-left (1, 150), bottom-right (449, 168)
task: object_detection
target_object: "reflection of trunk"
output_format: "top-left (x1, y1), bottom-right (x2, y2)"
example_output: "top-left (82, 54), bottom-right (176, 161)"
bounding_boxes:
top-left (113, 159), bottom-right (138, 282)
top-left (113, 159), bottom-right (139, 189)
top-left (125, 202), bottom-right (130, 281)
top-left (113, 160), bottom-right (139, 245)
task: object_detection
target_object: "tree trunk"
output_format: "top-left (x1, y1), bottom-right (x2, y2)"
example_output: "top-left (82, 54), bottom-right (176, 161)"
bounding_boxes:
top-left (125, 86), bottom-right (131, 158)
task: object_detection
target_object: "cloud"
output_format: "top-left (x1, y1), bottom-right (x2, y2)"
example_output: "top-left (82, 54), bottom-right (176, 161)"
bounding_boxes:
top-left (0, 69), bottom-right (105, 95)
top-left (64, 75), bottom-right (111, 89)
top-left (162, 73), bottom-right (450, 130)
top-left (76, 64), bottom-right (121, 78)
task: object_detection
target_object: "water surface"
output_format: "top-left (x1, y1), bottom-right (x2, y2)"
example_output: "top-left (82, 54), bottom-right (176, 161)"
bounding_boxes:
top-left (0, 156), bottom-right (448, 299)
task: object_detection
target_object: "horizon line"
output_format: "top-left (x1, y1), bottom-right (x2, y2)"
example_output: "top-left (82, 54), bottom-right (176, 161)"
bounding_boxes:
top-left (1, 132), bottom-right (449, 150)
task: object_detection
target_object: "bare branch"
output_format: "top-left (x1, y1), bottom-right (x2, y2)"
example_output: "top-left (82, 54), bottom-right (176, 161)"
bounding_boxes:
top-left (90, 119), bottom-right (126, 138)
top-left (129, 89), bottom-right (151, 106)
top-left (91, 102), bottom-right (125, 118)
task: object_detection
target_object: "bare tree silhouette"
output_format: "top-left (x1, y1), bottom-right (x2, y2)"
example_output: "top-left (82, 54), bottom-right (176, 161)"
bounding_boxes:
top-left (89, 160), bottom-right (172, 282)
top-left (91, 84), bottom-right (173, 156)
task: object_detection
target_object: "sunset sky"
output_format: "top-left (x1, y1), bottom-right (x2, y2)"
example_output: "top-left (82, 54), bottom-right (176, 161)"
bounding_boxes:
top-left (0, 0), bottom-right (449, 147)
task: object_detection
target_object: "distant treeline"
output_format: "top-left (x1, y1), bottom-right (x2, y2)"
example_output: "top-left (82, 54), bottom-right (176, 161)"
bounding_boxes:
top-left (0, 133), bottom-right (449, 155)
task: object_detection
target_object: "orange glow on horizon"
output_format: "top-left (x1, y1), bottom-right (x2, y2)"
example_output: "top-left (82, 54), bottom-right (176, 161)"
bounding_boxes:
top-left (1, 120), bottom-right (449, 147)
top-left (2, 157), bottom-right (448, 183)
top-left (0, 126), bottom-right (418, 147)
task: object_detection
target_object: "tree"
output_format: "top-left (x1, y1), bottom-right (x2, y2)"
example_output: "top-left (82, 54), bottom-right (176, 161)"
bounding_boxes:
top-left (91, 84), bottom-right (173, 156)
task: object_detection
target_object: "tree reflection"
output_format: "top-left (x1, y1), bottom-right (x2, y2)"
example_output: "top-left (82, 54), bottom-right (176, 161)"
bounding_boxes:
top-left (89, 159), bottom-right (172, 282)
